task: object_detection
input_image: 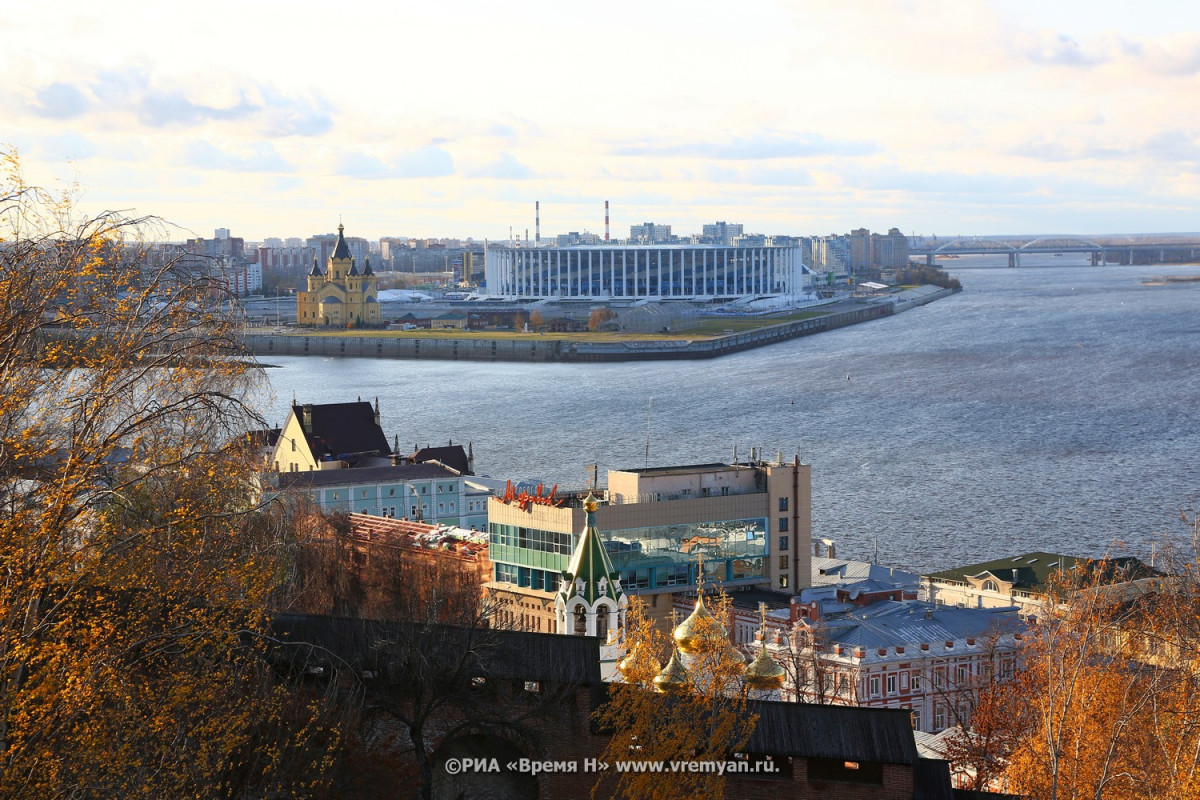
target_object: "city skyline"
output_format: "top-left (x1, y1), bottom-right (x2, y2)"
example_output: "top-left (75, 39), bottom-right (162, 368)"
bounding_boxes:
top-left (5, 1), bottom-right (1200, 240)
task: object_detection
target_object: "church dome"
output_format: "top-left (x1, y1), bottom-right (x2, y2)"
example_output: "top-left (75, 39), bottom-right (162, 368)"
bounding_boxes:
top-left (617, 646), bottom-right (660, 680)
top-left (673, 593), bottom-right (729, 654)
top-left (652, 648), bottom-right (689, 693)
top-left (743, 644), bottom-right (786, 691)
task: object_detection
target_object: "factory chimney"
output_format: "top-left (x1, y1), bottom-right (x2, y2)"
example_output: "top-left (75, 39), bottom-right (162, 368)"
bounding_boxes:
top-left (605, 200), bottom-right (610, 242)
top-left (536, 201), bottom-right (541, 246)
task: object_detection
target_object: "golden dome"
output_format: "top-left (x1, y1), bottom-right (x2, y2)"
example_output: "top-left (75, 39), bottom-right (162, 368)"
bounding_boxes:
top-left (617, 647), bottom-right (660, 679)
top-left (674, 593), bottom-right (730, 654)
top-left (653, 648), bottom-right (689, 693)
top-left (743, 645), bottom-right (786, 691)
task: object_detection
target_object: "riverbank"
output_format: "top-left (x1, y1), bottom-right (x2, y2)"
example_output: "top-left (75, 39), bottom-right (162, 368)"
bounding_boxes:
top-left (245, 286), bottom-right (958, 363)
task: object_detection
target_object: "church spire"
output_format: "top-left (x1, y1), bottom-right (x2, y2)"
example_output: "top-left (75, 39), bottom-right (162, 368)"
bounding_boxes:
top-left (331, 222), bottom-right (352, 261)
top-left (555, 491), bottom-right (628, 643)
top-left (557, 491), bottom-right (624, 609)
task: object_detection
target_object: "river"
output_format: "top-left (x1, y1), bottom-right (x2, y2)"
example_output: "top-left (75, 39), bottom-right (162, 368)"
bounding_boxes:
top-left (255, 256), bottom-right (1200, 574)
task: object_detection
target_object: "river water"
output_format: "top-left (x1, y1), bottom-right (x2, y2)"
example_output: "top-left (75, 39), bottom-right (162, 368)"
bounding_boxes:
top-left (256, 256), bottom-right (1200, 574)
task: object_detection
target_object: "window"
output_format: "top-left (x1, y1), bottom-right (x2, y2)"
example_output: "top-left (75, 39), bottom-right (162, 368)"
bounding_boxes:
top-left (778, 497), bottom-right (788, 512)
top-left (983, 579), bottom-right (999, 592)
top-left (779, 536), bottom-right (789, 551)
top-left (779, 556), bottom-right (788, 569)
top-left (911, 672), bottom-right (922, 692)
top-left (869, 675), bottom-right (880, 697)
top-left (957, 664), bottom-right (970, 683)
top-left (911, 708), bottom-right (922, 730)
top-left (389, 488), bottom-right (395, 497)
top-left (361, 490), bottom-right (367, 498)
top-left (778, 517), bottom-right (789, 533)
top-left (935, 705), bottom-right (947, 731)
top-left (886, 674), bottom-right (897, 695)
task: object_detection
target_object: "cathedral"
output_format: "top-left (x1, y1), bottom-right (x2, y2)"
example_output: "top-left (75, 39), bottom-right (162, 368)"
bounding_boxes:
top-left (296, 224), bottom-right (381, 327)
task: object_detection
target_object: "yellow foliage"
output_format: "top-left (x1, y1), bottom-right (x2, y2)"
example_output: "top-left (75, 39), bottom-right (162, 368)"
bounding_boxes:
top-left (0, 146), bottom-right (337, 797)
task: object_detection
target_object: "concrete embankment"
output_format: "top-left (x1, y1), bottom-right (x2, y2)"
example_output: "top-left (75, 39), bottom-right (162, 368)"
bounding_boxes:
top-left (245, 287), bottom-right (958, 364)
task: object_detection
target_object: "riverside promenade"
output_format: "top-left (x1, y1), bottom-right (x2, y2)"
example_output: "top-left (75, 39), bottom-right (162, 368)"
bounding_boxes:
top-left (246, 286), bottom-right (957, 364)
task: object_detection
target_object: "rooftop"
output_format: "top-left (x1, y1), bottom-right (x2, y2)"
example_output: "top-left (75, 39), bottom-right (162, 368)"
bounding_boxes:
top-left (277, 462), bottom-right (457, 489)
top-left (927, 551), bottom-right (1159, 592)
top-left (818, 601), bottom-right (1022, 649)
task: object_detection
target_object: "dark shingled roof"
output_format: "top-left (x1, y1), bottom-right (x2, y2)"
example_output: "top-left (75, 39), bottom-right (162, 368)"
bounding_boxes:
top-left (914, 758), bottom-right (956, 800)
top-left (411, 444), bottom-right (472, 475)
top-left (362, 257), bottom-right (374, 276)
top-left (277, 462), bottom-right (455, 489)
top-left (270, 613), bottom-right (603, 687)
top-left (293, 401), bottom-right (391, 463)
top-left (927, 551), bottom-right (1158, 591)
top-left (745, 700), bottom-right (918, 764)
top-left (331, 224), bottom-right (352, 260)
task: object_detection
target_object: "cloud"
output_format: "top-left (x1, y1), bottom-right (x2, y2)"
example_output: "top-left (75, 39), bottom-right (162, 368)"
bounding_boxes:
top-left (466, 152), bottom-right (533, 180)
top-left (1122, 34), bottom-right (1200, 76)
top-left (23, 65), bottom-right (335, 137)
top-left (183, 140), bottom-right (293, 172)
top-left (1009, 137), bottom-right (1127, 162)
top-left (140, 89), bottom-right (259, 127)
top-left (1142, 130), bottom-right (1200, 163)
top-left (1017, 32), bottom-right (1109, 67)
top-left (337, 146), bottom-right (455, 179)
top-left (613, 132), bottom-right (879, 160)
top-left (30, 82), bottom-right (90, 118)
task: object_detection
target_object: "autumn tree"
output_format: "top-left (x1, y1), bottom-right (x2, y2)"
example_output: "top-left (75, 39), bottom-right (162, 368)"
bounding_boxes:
top-left (968, 532), bottom-right (1200, 800)
top-left (773, 618), bottom-right (845, 705)
top-left (587, 306), bottom-right (617, 331)
top-left (0, 148), bottom-right (335, 797)
top-left (593, 593), bottom-right (757, 800)
top-left (528, 309), bottom-right (545, 331)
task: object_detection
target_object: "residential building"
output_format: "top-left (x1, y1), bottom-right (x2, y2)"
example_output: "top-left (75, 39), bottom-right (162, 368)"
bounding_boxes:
top-left (629, 221), bottom-right (673, 243)
top-left (296, 224), bottom-right (381, 327)
top-left (758, 600), bottom-right (1023, 733)
top-left (922, 551), bottom-right (1160, 621)
top-left (487, 457), bottom-right (812, 632)
top-left (272, 400), bottom-right (392, 473)
top-left (277, 463), bottom-right (484, 529)
top-left (701, 221), bottom-right (744, 245)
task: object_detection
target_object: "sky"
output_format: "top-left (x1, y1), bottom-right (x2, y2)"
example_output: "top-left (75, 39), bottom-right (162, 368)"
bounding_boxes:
top-left (4, 1), bottom-right (1200, 241)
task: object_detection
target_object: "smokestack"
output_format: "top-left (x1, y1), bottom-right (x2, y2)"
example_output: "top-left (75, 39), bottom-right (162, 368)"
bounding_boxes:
top-left (605, 200), bottom-right (610, 242)
top-left (536, 201), bottom-right (540, 246)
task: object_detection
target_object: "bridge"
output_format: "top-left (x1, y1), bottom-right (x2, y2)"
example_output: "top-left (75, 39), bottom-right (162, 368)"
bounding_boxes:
top-left (908, 236), bottom-right (1200, 267)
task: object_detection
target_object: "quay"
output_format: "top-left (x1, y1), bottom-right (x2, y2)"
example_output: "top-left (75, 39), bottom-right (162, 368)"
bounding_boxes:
top-left (245, 285), bottom-right (958, 364)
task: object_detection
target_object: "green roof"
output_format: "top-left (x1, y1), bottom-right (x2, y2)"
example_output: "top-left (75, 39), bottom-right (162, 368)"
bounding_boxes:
top-left (928, 551), bottom-right (1158, 592)
top-left (557, 495), bottom-right (624, 606)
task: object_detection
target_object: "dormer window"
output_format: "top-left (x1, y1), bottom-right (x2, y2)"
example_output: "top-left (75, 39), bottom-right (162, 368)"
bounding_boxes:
top-left (983, 579), bottom-right (999, 593)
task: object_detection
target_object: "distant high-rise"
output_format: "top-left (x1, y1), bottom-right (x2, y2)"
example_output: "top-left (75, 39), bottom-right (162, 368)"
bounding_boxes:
top-left (701, 221), bottom-right (744, 245)
top-left (629, 221), bottom-right (673, 244)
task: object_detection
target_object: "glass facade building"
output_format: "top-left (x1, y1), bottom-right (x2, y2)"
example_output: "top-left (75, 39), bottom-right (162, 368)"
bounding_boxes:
top-left (489, 516), bottom-right (768, 594)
